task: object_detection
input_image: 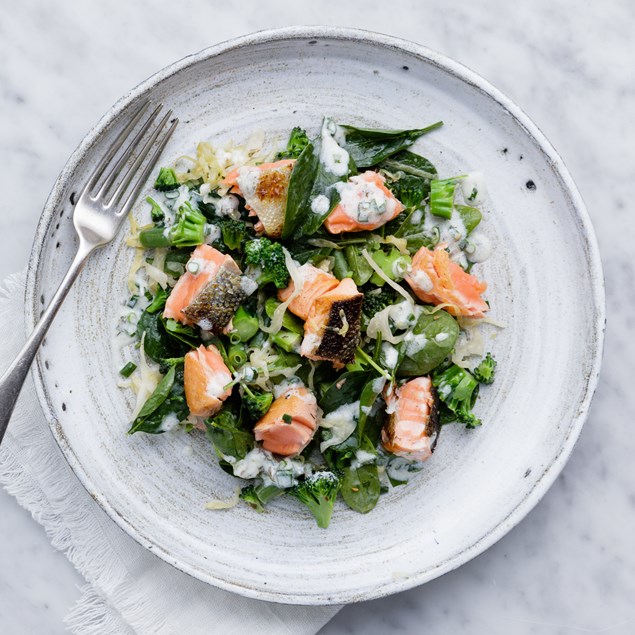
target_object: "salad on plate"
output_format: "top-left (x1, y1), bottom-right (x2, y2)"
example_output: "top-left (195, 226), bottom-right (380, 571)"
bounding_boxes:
top-left (117, 117), bottom-right (498, 528)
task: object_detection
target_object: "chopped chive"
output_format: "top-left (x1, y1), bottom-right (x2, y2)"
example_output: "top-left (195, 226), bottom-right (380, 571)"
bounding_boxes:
top-left (282, 414), bottom-right (292, 424)
top-left (119, 362), bottom-right (137, 378)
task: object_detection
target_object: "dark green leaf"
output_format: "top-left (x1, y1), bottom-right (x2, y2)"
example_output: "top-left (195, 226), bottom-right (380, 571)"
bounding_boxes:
top-left (357, 377), bottom-right (385, 440)
top-left (345, 245), bottom-right (374, 286)
top-left (205, 409), bottom-right (253, 460)
top-left (318, 371), bottom-right (370, 414)
top-left (163, 318), bottom-right (200, 348)
top-left (128, 364), bottom-right (189, 434)
top-left (137, 311), bottom-right (189, 363)
top-left (397, 310), bottom-right (459, 376)
top-left (341, 463), bottom-right (381, 513)
top-left (455, 204), bottom-right (482, 235)
top-left (282, 122), bottom-right (349, 240)
top-left (339, 122), bottom-right (443, 168)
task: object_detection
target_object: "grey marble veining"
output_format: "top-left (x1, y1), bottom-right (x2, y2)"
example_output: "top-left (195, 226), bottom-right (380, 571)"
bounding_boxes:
top-left (1, 0), bottom-right (634, 633)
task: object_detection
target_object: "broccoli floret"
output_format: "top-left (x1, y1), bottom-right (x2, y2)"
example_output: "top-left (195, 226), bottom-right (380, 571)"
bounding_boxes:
top-left (243, 238), bottom-right (291, 289)
top-left (276, 127), bottom-right (310, 159)
top-left (242, 384), bottom-right (274, 422)
top-left (240, 485), bottom-right (265, 512)
top-left (240, 483), bottom-right (284, 512)
top-left (362, 289), bottom-right (397, 319)
top-left (290, 471), bottom-right (342, 529)
top-left (473, 352), bottom-right (496, 385)
top-left (218, 217), bottom-right (250, 251)
top-left (387, 174), bottom-right (428, 209)
top-left (146, 196), bottom-right (165, 223)
top-left (432, 363), bottom-right (481, 428)
top-left (154, 167), bottom-right (179, 191)
top-left (169, 202), bottom-right (206, 247)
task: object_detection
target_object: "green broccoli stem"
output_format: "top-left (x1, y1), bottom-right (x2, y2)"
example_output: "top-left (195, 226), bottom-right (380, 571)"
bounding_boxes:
top-left (230, 306), bottom-right (260, 343)
top-left (271, 330), bottom-right (302, 353)
top-left (139, 227), bottom-right (171, 249)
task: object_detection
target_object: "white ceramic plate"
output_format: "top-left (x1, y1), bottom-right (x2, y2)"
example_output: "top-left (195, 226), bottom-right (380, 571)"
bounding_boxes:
top-left (25, 27), bottom-right (605, 604)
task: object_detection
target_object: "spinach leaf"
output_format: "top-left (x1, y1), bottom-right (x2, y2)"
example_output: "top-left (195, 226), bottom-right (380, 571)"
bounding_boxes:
top-left (318, 371), bottom-right (370, 414)
top-left (322, 435), bottom-right (359, 471)
top-left (137, 311), bottom-right (180, 362)
top-left (163, 318), bottom-right (200, 348)
top-left (341, 463), bottom-right (381, 514)
top-left (357, 376), bottom-right (385, 440)
top-left (129, 364), bottom-right (189, 434)
top-left (344, 245), bottom-right (374, 286)
top-left (393, 209), bottom-right (438, 254)
top-left (282, 136), bottom-right (342, 240)
top-left (381, 150), bottom-right (438, 180)
top-left (163, 249), bottom-right (192, 277)
top-left (205, 409), bottom-right (253, 460)
top-left (397, 310), bottom-right (459, 376)
top-left (455, 204), bottom-right (482, 235)
top-left (339, 121), bottom-right (442, 168)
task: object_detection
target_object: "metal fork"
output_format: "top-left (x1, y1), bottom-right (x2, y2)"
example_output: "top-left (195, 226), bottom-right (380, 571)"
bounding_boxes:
top-left (0, 101), bottom-right (178, 444)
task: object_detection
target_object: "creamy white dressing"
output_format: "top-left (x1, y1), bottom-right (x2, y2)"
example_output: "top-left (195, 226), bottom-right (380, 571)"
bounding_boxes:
top-left (382, 342), bottom-right (399, 369)
top-left (215, 194), bottom-right (241, 219)
top-left (319, 401), bottom-right (360, 452)
top-left (310, 194), bottom-right (330, 215)
top-left (228, 448), bottom-right (312, 489)
top-left (402, 331), bottom-right (428, 355)
top-left (460, 172), bottom-right (487, 205)
top-left (240, 276), bottom-right (258, 296)
top-left (463, 231), bottom-right (492, 263)
top-left (300, 332), bottom-right (322, 357)
top-left (318, 118), bottom-right (350, 177)
top-left (386, 456), bottom-right (425, 483)
top-left (158, 412), bottom-right (180, 433)
top-left (371, 376), bottom-right (387, 394)
top-left (422, 206), bottom-right (468, 263)
top-left (409, 269), bottom-right (434, 293)
top-left (204, 224), bottom-right (221, 245)
top-left (334, 176), bottom-right (397, 225)
top-left (236, 166), bottom-right (260, 198)
top-left (350, 449), bottom-right (377, 469)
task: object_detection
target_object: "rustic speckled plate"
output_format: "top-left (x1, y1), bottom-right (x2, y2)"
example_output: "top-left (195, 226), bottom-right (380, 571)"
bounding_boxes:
top-left (25, 27), bottom-right (605, 604)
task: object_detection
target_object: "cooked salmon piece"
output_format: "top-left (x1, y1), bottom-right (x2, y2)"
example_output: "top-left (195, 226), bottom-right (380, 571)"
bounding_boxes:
top-left (223, 159), bottom-right (295, 238)
top-left (405, 245), bottom-right (488, 318)
top-left (163, 245), bottom-right (251, 331)
top-left (184, 344), bottom-right (233, 418)
top-left (254, 386), bottom-right (318, 457)
top-left (300, 278), bottom-right (363, 365)
top-left (324, 171), bottom-right (404, 234)
top-left (277, 263), bottom-right (340, 321)
top-left (382, 377), bottom-right (440, 461)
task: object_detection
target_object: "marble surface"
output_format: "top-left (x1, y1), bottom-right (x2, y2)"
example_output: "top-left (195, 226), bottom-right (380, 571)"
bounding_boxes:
top-left (0, 0), bottom-right (633, 633)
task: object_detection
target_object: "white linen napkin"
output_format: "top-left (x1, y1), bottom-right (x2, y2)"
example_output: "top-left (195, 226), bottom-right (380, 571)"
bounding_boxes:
top-left (0, 270), bottom-right (340, 634)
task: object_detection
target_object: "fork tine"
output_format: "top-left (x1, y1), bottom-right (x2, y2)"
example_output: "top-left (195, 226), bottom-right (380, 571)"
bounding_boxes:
top-left (93, 103), bottom-right (164, 201)
top-left (107, 108), bottom-right (173, 209)
top-left (77, 101), bottom-right (150, 201)
top-left (117, 118), bottom-right (179, 218)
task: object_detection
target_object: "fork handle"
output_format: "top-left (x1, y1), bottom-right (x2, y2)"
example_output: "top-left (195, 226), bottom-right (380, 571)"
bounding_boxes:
top-left (0, 239), bottom-right (94, 444)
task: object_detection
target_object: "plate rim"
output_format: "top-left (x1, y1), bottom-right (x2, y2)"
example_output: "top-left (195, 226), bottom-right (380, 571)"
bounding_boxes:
top-left (24, 26), bottom-right (606, 605)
